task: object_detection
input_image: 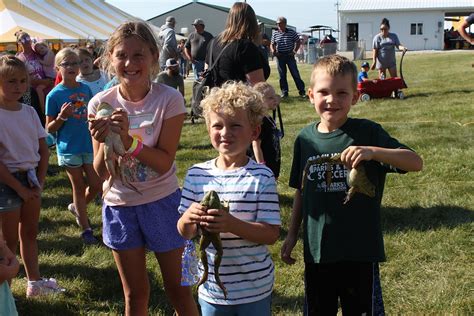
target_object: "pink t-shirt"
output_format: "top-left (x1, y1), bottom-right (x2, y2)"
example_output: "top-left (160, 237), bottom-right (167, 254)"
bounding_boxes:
top-left (0, 104), bottom-right (47, 172)
top-left (88, 83), bottom-right (186, 206)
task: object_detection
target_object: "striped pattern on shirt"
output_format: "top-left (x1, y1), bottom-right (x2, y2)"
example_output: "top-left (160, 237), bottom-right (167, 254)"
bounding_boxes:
top-left (271, 28), bottom-right (300, 54)
top-left (179, 158), bottom-right (281, 305)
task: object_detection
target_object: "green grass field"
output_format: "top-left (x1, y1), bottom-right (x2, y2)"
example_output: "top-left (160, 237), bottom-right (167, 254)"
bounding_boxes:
top-left (11, 51), bottom-right (474, 315)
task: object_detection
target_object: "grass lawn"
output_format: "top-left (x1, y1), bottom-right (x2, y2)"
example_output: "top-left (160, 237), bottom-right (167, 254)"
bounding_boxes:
top-left (11, 51), bottom-right (474, 315)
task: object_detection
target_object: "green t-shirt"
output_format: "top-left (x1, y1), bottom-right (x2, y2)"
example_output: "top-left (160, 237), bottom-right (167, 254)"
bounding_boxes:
top-left (289, 118), bottom-right (410, 263)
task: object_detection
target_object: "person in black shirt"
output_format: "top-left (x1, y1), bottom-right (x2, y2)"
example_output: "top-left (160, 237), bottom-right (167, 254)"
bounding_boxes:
top-left (205, 2), bottom-right (265, 87)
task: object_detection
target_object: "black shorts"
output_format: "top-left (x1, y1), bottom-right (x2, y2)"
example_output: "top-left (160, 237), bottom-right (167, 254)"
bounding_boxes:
top-left (304, 261), bottom-right (385, 315)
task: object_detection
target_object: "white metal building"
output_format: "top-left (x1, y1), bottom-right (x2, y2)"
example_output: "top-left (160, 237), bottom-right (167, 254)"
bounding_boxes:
top-left (339, 0), bottom-right (474, 51)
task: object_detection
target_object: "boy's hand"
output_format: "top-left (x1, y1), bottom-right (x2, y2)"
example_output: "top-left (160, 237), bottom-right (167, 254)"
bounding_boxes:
top-left (340, 146), bottom-right (374, 169)
top-left (88, 116), bottom-right (110, 143)
top-left (200, 208), bottom-right (234, 234)
top-left (182, 203), bottom-right (207, 226)
top-left (281, 235), bottom-right (297, 265)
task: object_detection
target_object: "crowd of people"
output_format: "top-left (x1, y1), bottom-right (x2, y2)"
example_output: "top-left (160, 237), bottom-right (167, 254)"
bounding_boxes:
top-left (0, 2), bottom-right (427, 315)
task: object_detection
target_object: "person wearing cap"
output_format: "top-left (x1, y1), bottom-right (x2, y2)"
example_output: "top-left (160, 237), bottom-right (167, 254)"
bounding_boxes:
top-left (155, 58), bottom-right (185, 97)
top-left (358, 61), bottom-right (370, 83)
top-left (271, 16), bottom-right (306, 98)
top-left (158, 16), bottom-right (179, 70)
top-left (184, 18), bottom-right (214, 79)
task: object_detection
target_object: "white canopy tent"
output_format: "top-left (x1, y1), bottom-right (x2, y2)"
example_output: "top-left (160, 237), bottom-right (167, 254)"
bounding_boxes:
top-left (0, 0), bottom-right (137, 43)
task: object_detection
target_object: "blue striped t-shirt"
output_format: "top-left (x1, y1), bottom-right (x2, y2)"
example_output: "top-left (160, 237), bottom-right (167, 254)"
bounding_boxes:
top-left (179, 158), bottom-right (281, 305)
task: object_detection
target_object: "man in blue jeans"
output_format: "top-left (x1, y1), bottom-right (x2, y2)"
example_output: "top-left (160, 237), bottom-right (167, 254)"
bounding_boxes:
top-left (271, 16), bottom-right (306, 98)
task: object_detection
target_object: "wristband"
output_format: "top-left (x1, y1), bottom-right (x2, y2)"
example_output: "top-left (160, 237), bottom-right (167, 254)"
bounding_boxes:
top-left (130, 140), bottom-right (143, 158)
top-left (126, 137), bottom-right (138, 155)
top-left (259, 161), bottom-right (266, 165)
top-left (58, 116), bottom-right (68, 121)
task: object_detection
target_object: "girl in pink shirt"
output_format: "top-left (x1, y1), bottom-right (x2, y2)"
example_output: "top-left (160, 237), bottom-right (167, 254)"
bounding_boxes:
top-left (88, 21), bottom-right (198, 315)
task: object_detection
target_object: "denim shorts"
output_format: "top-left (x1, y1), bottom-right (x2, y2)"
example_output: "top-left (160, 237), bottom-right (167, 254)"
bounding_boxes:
top-left (102, 189), bottom-right (185, 252)
top-left (0, 171), bottom-right (29, 212)
top-left (198, 294), bottom-right (272, 316)
top-left (57, 153), bottom-right (93, 168)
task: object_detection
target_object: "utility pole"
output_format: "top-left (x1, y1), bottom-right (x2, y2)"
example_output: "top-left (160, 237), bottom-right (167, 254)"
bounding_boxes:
top-left (335, 1), bottom-right (340, 48)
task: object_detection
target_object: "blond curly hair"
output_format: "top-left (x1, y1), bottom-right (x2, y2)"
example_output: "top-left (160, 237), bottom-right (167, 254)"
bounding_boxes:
top-left (201, 81), bottom-right (265, 128)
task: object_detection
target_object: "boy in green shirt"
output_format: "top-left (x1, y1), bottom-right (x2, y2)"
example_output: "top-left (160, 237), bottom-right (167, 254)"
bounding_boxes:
top-left (281, 55), bottom-right (423, 315)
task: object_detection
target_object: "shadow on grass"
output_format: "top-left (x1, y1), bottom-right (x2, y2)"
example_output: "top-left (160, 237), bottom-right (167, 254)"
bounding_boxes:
top-left (382, 205), bottom-right (473, 232)
top-left (272, 291), bottom-right (304, 314)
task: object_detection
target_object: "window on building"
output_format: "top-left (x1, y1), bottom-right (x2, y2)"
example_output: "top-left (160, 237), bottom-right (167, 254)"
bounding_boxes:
top-left (411, 23), bottom-right (423, 35)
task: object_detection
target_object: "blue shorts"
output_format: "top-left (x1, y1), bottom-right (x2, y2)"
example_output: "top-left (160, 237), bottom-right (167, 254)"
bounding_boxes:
top-left (102, 189), bottom-right (185, 252)
top-left (57, 153), bottom-right (93, 168)
top-left (198, 294), bottom-right (272, 316)
top-left (0, 171), bottom-right (29, 212)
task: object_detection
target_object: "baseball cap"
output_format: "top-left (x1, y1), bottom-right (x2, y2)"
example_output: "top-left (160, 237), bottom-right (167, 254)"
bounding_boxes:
top-left (192, 18), bottom-right (204, 26)
top-left (361, 62), bottom-right (370, 68)
top-left (166, 58), bottom-right (179, 68)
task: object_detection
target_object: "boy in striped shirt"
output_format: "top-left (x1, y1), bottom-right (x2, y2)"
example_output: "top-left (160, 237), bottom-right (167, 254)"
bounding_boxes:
top-left (177, 81), bottom-right (281, 315)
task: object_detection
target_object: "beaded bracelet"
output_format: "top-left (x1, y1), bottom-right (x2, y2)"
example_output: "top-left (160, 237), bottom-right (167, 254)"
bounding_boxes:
top-left (130, 140), bottom-right (143, 158)
top-left (126, 137), bottom-right (139, 155)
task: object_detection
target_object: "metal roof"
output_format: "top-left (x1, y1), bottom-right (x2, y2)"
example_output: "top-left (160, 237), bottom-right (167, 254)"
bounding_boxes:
top-left (340, 0), bottom-right (474, 11)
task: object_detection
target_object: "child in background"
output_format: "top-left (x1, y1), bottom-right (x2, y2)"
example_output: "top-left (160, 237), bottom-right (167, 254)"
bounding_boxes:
top-left (0, 55), bottom-right (63, 297)
top-left (358, 61), bottom-right (370, 83)
top-left (33, 40), bottom-right (56, 80)
top-left (155, 58), bottom-right (185, 97)
top-left (177, 39), bottom-right (187, 79)
top-left (281, 55), bottom-right (423, 315)
top-left (76, 48), bottom-right (108, 96)
top-left (45, 48), bottom-right (101, 245)
top-left (177, 81), bottom-right (280, 315)
top-left (0, 216), bottom-right (19, 315)
top-left (248, 82), bottom-right (282, 179)
top-left (88, 21), bottom-right (198, 316)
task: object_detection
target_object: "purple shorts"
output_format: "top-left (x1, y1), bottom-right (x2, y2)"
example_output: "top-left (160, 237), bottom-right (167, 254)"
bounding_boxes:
top-left (102, 189), bottom-right (185, 252)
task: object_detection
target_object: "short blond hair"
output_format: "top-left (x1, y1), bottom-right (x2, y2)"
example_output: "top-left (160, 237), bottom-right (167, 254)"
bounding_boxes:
top-left (310, 55), bottom-right (358, 91)
top-left (201, 81), bottom-right (265, 128)
top-left (54, 47), bottom-right (79, 68)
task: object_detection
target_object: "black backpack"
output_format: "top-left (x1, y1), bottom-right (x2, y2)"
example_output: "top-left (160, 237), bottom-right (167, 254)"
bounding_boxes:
top-left (190, 40), bottom-right (229, 123)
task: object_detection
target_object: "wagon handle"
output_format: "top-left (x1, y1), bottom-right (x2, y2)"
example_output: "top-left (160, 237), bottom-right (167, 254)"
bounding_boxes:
top-left (400, 49), bottom-right (407, 88)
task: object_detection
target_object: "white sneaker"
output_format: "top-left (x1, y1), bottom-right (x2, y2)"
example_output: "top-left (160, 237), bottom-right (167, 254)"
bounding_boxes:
top-left (67, 203), bottom-right (80, 226)
top-left (26, 278), bottom-right (65, 298)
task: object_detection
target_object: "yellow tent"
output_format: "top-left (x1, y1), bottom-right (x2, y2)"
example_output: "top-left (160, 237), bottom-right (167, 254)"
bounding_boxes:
top-left (0, 0), bottom-right (136, 43)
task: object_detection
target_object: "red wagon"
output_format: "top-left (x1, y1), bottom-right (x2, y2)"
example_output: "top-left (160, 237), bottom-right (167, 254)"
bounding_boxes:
top-left (358, 50), bottom-right (408, 101)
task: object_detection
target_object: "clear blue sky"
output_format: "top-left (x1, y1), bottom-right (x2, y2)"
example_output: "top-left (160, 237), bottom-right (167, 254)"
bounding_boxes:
top-left (106, 0), bottom-right (339, 32)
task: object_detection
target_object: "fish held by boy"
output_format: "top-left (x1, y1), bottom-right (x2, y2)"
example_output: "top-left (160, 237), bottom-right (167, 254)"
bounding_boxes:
top-left (197, 190), bottom-right (229, 299)
top-left (90, 102), bottom-right (141, 197)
